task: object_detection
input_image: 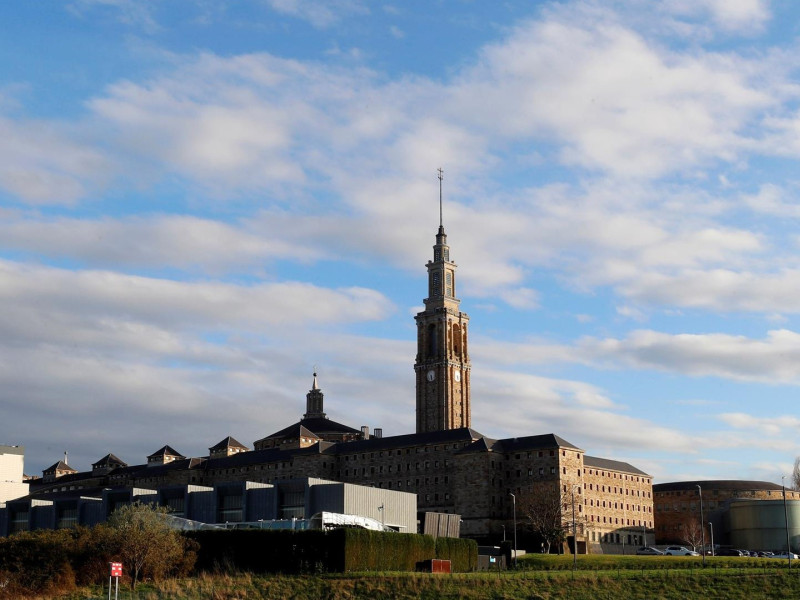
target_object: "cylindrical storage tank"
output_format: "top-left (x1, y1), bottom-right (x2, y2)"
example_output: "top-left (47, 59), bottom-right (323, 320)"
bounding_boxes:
top-left (728, 499), bottom-right (800, 552)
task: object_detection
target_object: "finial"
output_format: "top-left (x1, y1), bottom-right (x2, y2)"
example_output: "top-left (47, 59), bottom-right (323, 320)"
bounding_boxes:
top-left (437, 167), bottom-right (444, 228)
top-left (312, 370), bottom-right (318, 390)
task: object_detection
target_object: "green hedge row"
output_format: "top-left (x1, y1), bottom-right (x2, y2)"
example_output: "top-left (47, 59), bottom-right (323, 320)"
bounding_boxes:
top-left (186, 529), bottom-right (477, 573)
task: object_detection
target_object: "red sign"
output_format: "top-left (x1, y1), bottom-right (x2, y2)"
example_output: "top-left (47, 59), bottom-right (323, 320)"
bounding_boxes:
top-left (110, 562), bottom-right (123, 578)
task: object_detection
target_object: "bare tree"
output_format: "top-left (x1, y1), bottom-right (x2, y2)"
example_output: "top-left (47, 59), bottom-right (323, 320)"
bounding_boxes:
top-left (519, 481), bottom-right (568, 554)
top-left (680, 515), bottom-right (705, 552)
top-left (792, 456), bottom-right (800, 491)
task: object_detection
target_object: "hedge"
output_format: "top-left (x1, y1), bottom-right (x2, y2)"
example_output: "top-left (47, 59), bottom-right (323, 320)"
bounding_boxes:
top-left (186, 529), bottom-right (477, 573)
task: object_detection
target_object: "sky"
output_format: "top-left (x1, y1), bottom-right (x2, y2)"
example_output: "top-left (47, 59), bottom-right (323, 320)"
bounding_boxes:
top-left (2, 0), bottom-right (800, 486)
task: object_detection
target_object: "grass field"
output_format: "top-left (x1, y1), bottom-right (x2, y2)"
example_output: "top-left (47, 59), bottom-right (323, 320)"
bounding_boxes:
top-left (44, 559), bottom-right (800, 600)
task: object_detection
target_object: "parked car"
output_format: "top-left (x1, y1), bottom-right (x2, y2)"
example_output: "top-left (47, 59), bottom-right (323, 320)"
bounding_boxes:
top-left (664, 546), bottom-right (700, 556)
top-left (772, 552), bottom-right (800, 559)
top-left (635, 546), bottom-right (664, 555)
top-left (717, 548), bottom-right (747, 556)
top-left (758, 551), bottom-right (775, 558)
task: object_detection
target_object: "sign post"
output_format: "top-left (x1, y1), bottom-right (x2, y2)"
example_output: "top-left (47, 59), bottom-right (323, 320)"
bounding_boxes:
top-left (109, 562), bottom-right (122, 600)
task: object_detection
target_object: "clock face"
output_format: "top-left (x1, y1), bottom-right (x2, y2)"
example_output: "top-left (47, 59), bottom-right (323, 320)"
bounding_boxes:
top-left (454, 370), bottom-right (461, 382)
top-left (426, 369), bottom-right (436, 382)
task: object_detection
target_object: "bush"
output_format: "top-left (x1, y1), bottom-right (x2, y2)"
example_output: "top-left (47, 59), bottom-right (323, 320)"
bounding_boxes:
top-left (0, 505), bottom-right (197, 595)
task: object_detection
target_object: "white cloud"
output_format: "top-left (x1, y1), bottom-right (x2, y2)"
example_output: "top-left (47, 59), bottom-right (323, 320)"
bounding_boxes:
top-left (580, 329), bottom-right (800, 383)
top-left (264, 0), bottom-right (369, 28)
top-left (0, 214), bottom-right (317, 271)
top-left (0, 117), bottom-right (112, 205)
top-left (471, 369), bottom-right (694, 455)
top-left (66, 0), bottom-right (161, 33)
top-left (741, 183), bottom-right (800, 217)
top-left (664, 0), bottom-right (771, 33)
top-left (0, 259), bottom-right (392, 332)
top-left (451, 13), bottom-right (772, 178)
top-left (718, 412), bottom-right (800, 434)
top-left (620, 269), bottom-right (800, 312)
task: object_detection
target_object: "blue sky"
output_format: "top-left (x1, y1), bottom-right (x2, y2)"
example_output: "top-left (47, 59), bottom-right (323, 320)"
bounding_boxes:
top-left (2, 0), bottom-right (800, 485)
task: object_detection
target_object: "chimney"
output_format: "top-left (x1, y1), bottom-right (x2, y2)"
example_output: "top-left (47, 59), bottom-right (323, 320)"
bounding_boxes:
top-left (374, 428), bottom-right (383, 439)
top-left (361, 426), bottom-right (370, 440)
top-left (64, 450), bottom-right (68, 465)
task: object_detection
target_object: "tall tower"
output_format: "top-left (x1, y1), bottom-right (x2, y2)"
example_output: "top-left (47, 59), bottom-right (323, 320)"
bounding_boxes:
top-left (304, 372), bottom-right (326, 419)
top-left (415, 170), bottom-right (471, 433)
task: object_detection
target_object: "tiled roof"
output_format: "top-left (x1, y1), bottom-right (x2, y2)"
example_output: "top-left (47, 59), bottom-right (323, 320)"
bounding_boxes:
top-left (92, 453), bottom-right (127, 468)
top-left (255, 417), bottom-right (358, 444)
top-left (329, 427), bottom-right (485, 455)
top-left (493, 433), bottom-right (583, 453)
top-left (147, 445), bottom-right (185, 460)
top-left (457, 436), bottom-right (495, 454)
top-left (43, 460), bottom-right (77, 474)
top-left (209, 436), bottom-right (249, 452)
top-left (584, 455), bottom-right (650, 477)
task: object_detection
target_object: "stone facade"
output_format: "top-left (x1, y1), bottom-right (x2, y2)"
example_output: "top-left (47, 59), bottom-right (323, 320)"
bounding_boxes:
top-left (654, 480), bottom-right (800, 546)
top-left (414, 223), bottom-right (471, 433)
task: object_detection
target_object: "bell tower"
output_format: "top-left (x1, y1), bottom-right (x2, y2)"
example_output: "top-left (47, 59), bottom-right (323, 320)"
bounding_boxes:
top-left (415, 169), bottom-right (471, 433)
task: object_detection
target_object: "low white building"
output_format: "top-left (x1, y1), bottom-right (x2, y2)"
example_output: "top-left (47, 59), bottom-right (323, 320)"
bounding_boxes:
top-left (0, 446), bottom-right (29, 505)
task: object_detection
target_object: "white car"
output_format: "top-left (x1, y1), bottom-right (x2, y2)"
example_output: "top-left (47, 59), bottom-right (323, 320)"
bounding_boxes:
top-left (664, 546), bottom-right (700, 556)
top-left (772, 552), bottom-right (799, 559)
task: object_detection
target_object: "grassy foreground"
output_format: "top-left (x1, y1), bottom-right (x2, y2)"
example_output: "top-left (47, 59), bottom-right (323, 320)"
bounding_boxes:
top-left (43, 568), bottom-right (800, 600)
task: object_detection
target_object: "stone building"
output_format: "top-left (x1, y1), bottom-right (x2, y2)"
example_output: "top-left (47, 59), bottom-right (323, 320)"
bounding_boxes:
top-left (654, 480), bottom-right (800, 548)
top-left (15, 206), bottom-right (653, 550)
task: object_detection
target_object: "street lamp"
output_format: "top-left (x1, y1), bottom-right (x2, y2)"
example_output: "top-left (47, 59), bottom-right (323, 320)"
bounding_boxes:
top-left (696, 485), bottom-right (705, 567)
top-left (571, 485), bottom-right (580, 569)
top-left (783, 476), bottom-right (791, 568)
top-left (378, 504), bottom-right (385, 531)
top-left (509, 492), bottom-right (517, 569)
top-left (708, 522), bottom-right (714, 557)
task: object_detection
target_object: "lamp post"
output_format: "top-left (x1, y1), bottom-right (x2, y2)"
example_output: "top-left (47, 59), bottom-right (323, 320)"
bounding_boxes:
top-left (378, 503), bottom-right (385, 531)
top-left (708, 522), bottom-right (714, 557)
top-left (509, 492), bottom-right (517, 569)
top-left (783, 476), bottom-right (791, 568)
top-left (571, 485), bottom-right (579, 569)
top-left (696, 485), bottom-right (705, 566)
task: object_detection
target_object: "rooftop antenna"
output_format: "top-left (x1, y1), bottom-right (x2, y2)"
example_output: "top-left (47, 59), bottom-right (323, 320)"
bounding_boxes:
top-left (437, 167), bottom-right (444, 228)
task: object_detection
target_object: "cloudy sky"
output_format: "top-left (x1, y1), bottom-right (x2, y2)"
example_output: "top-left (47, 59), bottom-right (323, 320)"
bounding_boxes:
top-left (2, 0), bottom-right (800, 485)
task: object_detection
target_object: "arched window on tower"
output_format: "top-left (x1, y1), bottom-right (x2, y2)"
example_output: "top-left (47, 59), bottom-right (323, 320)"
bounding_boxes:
top-left (428, 324), bottom-right (438, 357)
top-left (446, 272), bottom-right (453, 297)
top-left (452, 323), bottom-right (460, 355)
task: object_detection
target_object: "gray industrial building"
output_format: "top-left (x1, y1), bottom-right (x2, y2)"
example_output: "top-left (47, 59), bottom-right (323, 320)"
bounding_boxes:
top-left (728, 499), bottom-right (800, 553)
top-left (0, 477), bottom-right (417, 536)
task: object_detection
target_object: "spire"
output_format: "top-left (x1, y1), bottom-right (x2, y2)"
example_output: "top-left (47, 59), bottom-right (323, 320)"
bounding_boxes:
top-left (304, 371), bottom-right (326, 419)
top-left (438, 167), bottom-right (444, 231)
